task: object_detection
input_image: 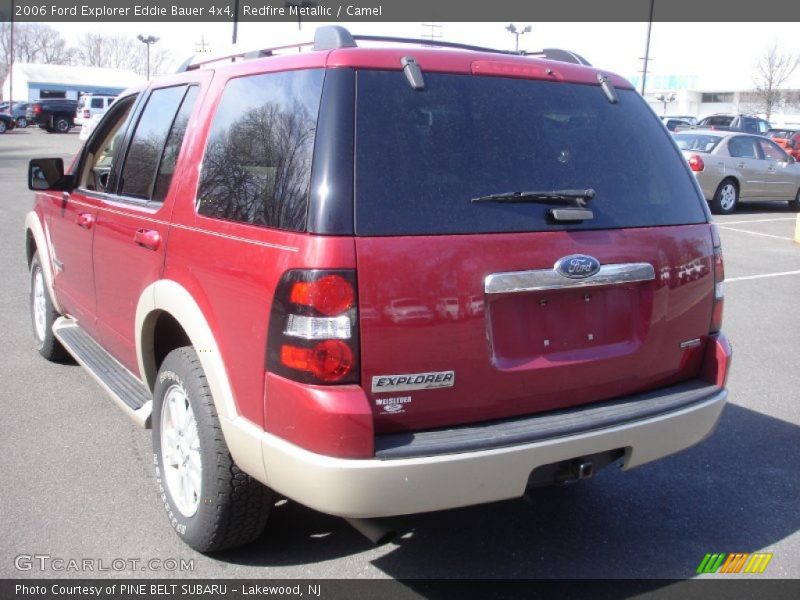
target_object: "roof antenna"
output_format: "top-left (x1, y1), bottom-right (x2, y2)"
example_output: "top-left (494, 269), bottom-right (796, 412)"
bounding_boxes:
top-left (401, 56), bottom-right (425, 91)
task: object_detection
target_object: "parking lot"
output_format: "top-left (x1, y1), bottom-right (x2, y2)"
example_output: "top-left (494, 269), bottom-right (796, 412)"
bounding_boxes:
top-left (0, 127), bottom-right (798, 581)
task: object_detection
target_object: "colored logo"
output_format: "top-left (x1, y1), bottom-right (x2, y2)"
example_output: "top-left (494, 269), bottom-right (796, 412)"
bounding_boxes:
top-left (554, 254), bottom-right (601, 279)
top-left (696, 552), bottom-right (773, 574)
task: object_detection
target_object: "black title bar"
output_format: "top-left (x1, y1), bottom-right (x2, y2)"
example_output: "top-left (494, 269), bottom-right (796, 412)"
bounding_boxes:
top-left (1, 0), bottom-right (800, 22)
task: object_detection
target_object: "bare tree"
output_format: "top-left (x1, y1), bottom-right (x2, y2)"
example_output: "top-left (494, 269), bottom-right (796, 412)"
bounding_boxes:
top-left (747, 43), bottom-right (799, 120)
top-left (75, 33), bottom-right (172, 77)
top-left (2, 23), bottom-right (75, 97)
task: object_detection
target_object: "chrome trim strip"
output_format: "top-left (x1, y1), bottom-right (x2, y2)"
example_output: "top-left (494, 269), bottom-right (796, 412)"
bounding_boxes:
top-left (485, 262), bottom-right (655, 294)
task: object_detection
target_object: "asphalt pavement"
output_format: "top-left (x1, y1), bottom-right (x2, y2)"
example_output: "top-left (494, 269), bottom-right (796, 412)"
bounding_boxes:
top-left (0, 127), bottom-right (798, 582)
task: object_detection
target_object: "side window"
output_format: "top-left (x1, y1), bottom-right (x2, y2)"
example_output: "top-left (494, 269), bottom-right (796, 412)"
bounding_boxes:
top-left (90, 98), bottom-right (103, 109)
top-left (152, 86), bottom-right (199, 203)
top-left (196, 69), bottom-right (324, 232)
top-left (78, 96), bottom-right (137, 193)
top-left (741, 118), bottom-right (757, 133)
top-left (758, 138), bottom-right (788, 161)
top-left (119, 86), bottom-right (188, 200)
top-left (728, 136), bottom-right (758, 159)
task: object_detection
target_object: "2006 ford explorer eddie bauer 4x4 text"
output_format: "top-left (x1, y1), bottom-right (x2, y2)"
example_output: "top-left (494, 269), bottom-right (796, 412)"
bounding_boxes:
top-left (24, 26), bottom-right (731, 552)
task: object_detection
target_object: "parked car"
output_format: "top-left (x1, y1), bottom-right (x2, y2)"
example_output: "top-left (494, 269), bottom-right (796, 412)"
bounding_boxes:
top-left (767, 128), bottom-right (800, 161)
top-left (78, 113), bottom-right (103, 141)
top-left (10, 102), bottom-right (32, 128)
top-left (675, 129), bottom-right (800, 213)
top-left (24, 25), bottom-right (730, 553)
top-left (383, 298), bottom-right (435, 324)
top-left (0, 112), bottom-right (15, 134)
top-left (26, 99), bottom-right (79, 133)
top-left (692, 113), bottom-right (771, 135)
top-left (435, 297), bottom-right (462, 320)
top-left (662, 117), bottom-right (691, 132)
top-left (75, 94), bottom-right (116, 126)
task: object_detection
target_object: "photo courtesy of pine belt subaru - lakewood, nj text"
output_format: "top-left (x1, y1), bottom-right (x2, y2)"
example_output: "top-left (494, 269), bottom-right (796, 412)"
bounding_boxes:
top-left (24, 26), bottom-right (731, 552)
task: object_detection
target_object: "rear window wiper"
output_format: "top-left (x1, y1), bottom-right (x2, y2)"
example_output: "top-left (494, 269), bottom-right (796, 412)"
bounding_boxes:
top-left (471, 188), bottom-right (595, 208)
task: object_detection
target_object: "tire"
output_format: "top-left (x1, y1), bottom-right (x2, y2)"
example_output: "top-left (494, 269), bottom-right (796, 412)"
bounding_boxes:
top-left (0, 120), bottom-right (6, 134)
top-left (711, 179), bottom-right (739, 215)
top-left (53, 117), bottom-right (71, 133)
top-left (789, 189), bottom-right (800, 212)
top-left (152, 347), bottom-right (271, 553)
top-left (29, 252), bottom-right (68, 361)
top-left (16, 117), bottom-right (28, 128)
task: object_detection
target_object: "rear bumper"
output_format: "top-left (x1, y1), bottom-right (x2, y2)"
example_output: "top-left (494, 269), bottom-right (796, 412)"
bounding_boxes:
top-left (259, 384), bottom-right (726, 518)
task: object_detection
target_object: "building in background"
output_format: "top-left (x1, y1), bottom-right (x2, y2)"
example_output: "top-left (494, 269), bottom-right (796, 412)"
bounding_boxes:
top-left (629, 69), bottom-right (800, 127)
top-left (1, 63), bottom-right (145, 102)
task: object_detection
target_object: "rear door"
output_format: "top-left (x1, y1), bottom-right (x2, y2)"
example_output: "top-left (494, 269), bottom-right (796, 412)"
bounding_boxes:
top-left (726, 135), bottom-right (766, 198)
top-left (353, 70), bottom-right (714, 432)
top-left (757, 137), bottom-right (797, 199)
top-left (92, 80), bottom-right (205, 373)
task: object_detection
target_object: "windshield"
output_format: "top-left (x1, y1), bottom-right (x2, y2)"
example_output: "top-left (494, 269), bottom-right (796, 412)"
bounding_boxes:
top-left (674, 133), bottom-right (723, 153)
top-left (354, 71), bottom-right (706, 236)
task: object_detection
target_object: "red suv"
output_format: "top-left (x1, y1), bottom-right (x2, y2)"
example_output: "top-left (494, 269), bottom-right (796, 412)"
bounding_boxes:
top-left (25, 26), bottom-right (731, 553)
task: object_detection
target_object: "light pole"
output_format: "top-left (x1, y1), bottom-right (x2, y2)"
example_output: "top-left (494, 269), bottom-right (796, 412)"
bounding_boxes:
top-left (505, 23), bottom-right (531, 53)
top-left (640, 0), bottom-right (656, 95)
top-left (137, 34), bottom-right (159, 80)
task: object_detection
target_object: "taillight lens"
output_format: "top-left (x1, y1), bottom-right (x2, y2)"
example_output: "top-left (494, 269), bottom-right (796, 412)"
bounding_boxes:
top-left (710, 225), bottom-right (724, 333)
top-left (83, 109), bottom-right (90, 118)
top-left (33, 105), bottom-right (41, 114)
top-left (268, 270), bottom-right (359, 384)
top-left (688, 154), bottom-right (705, 172)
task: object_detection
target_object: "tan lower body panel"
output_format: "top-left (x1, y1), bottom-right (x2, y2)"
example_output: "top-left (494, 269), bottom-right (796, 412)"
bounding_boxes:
top-left (256, 391), bottom-right (725, 518)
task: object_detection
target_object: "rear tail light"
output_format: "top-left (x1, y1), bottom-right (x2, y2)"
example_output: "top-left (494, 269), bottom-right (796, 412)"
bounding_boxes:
top-left (33, 105), bottom-right (41, 114)
top-left (710, 225), bottom-right (725, 333)
top-left (268, 270), bottom-right (359, 384)
top-left (688, 154), bottom-right (705, 172)
top-left (83, 109), bottom-right (90, 118)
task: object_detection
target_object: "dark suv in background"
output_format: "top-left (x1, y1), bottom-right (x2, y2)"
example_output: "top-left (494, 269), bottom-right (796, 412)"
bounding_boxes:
top-left (695, 113), bottom-right (771, 135)
top-left (26, 99), bottom-right (79, 133)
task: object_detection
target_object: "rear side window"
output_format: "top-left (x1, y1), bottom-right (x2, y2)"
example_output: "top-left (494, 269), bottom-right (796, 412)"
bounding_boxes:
top-left (120, 86), bottom-right (188, 200)
top-left (702, 116), bottom-right (734, 127)
top-left (152, 87), bottom-right (199, 203)
top-left (355, 71), bottom-right (706, 236)
top-left (674, 133), bottom-right (722, 153)
top-left (91, 98), bottom-right (103, 109)
top-left (196, 69), bottom-right (324, 232)
top-left (728, 136), bottom-right (759, 159)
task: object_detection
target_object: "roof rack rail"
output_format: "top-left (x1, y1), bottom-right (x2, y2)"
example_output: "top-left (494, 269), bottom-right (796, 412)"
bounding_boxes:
top-left (181, 25), bottom-right (591, 71)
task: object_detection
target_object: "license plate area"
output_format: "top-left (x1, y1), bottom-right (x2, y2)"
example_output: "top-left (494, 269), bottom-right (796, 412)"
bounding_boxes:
top-left (487, 286), bottom-right (640, 368)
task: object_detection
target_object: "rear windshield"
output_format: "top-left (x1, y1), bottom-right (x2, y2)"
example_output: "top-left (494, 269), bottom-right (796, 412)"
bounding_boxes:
top-left (674, 133), bottom-right (723, 153)
top-left (355, 71), bottom-right (706, 236)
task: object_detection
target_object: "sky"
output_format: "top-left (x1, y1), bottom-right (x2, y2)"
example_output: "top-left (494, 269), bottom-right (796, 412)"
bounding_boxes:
top-left (48, 21), bottom-right (800, 91)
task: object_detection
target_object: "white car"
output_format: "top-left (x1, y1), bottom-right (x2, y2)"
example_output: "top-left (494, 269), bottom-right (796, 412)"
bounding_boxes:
top-left (78, 113), bottom-right (103, 141)
top-left (75, 95), bottom-right (116, 126)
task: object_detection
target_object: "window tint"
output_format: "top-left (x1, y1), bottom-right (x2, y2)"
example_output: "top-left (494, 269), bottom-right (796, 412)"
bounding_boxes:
top-left (91, 98), bottom-right (103, 109)
top-left (741, 118), bottom-right (758, 134)
top-left (153, 87), bottom-right (199, 203)
top-left (728, 136), bottom-right (759, 159)
top-left (674, 133), bottom-right (723, 153)
top-left (120, 86), bottom-right (187, 200)
top-left (758, 138), bottom-right (787, 161)
top-left (702, 116), bottom-right (734, 127)
top-left (355, 72), bottom-right (706, 236)
top-left (196, 69), bottom-right (323, 231)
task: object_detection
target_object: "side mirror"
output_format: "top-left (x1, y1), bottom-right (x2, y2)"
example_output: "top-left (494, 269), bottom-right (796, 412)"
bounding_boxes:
top-left (28, 158), bottom-right (74, 192)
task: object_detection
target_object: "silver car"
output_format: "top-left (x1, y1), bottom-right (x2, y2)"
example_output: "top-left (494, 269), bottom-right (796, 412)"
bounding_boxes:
top-left (674, 129), bottom-right (800, 214)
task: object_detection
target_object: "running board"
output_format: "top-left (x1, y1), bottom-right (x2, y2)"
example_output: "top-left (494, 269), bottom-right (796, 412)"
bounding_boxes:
top-left (53, 317), bottom-right (152, 428)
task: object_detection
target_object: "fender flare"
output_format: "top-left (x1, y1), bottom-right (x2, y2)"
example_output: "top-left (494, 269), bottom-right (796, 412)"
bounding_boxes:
top-left (24, 211), bottom-right (63, 314)
top-left (134, 280), bottom-right (269, 485)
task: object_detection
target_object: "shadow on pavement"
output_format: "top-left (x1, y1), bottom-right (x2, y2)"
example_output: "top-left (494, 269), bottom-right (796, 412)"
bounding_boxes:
top-left (216, 402), bottom-right (799, 583)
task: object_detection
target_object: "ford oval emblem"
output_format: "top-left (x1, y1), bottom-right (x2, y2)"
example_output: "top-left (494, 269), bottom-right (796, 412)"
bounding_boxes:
top-left (555, 254), bottom-right (601, 279)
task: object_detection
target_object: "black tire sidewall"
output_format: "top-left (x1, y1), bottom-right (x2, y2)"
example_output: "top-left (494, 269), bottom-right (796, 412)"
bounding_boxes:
top-left (152, 349), bottom-right (223, 551)
top-left (713, 180), bottom-right (738, 214)
top-left (55, 118), bottom-right (70, 133)
top-left (17, 118), bottom-right (27, 128)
